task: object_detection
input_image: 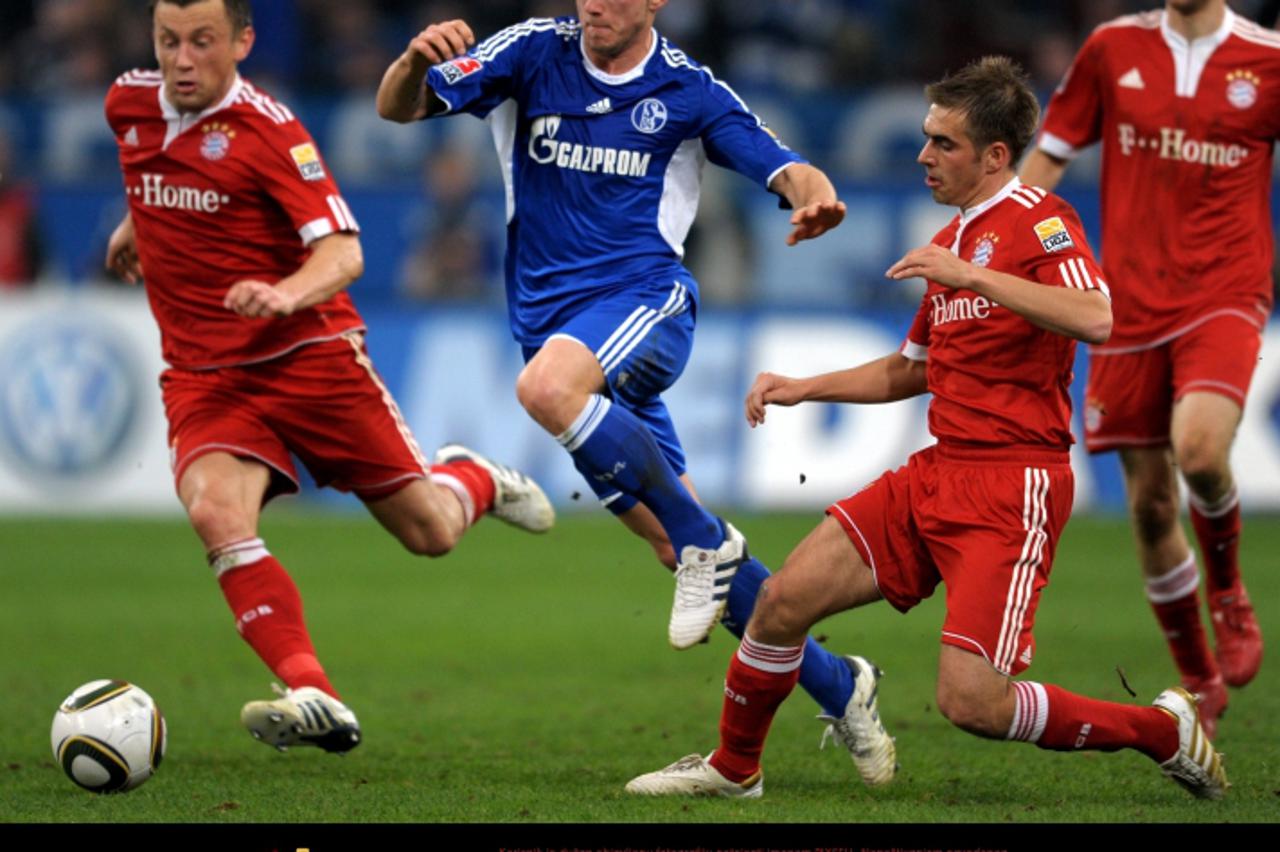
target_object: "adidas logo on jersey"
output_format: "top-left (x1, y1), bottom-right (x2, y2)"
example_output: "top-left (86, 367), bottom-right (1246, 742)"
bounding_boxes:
top-left (1118, 67), bottom-right (1145, 90)
top-left (586, 97), bottom-right (612, 115)
top-left (123, 126), bottom-right (139, 146)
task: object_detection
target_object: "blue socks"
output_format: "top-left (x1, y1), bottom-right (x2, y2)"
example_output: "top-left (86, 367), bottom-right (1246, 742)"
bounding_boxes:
top-left (721, 555), bottom-right (855, 718)
top-left (558, 394), bottom-right (721, 555)
top-left (561, 393), bottom-right (855, 717)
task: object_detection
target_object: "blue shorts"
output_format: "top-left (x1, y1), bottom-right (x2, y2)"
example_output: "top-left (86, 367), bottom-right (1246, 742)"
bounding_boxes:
top-left (522, 276), bottom-right (696, 513)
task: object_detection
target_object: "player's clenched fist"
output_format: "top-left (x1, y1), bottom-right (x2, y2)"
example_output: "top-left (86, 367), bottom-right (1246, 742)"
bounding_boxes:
top-left (105, 214), bottom-right (143, 284)
top-left (407, 20), bottom-right (476, 65)
top-left (745, 371), bottom-right (805, 427)
top-left (224, 280), bottom-right (298, 319)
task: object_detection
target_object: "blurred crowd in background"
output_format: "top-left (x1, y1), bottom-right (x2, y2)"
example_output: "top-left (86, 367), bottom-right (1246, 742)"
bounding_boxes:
top-left (2, 0), bottom-right (1279, 304)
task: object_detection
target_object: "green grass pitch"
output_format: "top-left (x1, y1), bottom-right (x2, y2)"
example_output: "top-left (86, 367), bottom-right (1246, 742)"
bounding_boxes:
top-left (1, 511), bottom-right (1276, 827)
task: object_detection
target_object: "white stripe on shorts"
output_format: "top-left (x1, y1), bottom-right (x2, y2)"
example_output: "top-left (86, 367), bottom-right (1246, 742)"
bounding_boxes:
top-left (994, 468), bottom-right (1050, 673)
top-left (595, 281), bottom-right (688, 375)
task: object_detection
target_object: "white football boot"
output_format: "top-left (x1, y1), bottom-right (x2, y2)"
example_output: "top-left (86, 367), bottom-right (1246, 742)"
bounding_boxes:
top-left (668, 522), bottom-right (747, 649)
top-left (625, 753), bottom-right (762, 798)
top-left (1153, 686), bottom-right (1228, 800)
top-left (240, 685), bottom-right (361, 754)
top-left (434, 443), bottom-right (555, 533)
top-left (818, 655), bottom-right (898, 786)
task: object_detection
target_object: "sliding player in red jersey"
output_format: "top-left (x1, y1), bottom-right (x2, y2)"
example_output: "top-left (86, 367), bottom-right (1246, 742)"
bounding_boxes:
top-left (625, 57), bottom-right (1226, 801)
top-left (1021, 0), bottom-right (1273, 737)
top-left (105, 0), bottom-right (553, 755)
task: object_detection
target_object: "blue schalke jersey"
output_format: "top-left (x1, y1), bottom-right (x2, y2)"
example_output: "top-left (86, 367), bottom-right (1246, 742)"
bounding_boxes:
top-left (425, 17), bottom-right (805, 346)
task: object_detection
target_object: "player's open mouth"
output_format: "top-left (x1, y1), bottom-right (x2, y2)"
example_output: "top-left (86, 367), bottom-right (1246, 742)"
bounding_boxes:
top-left (924, 175), bottom-right (941, 188)
top-left (175, 81), bottom-right (197, 94)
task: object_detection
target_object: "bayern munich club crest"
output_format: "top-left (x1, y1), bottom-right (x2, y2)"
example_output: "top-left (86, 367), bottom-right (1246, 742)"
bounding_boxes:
top-left (200, 122), bottom-right (235, 160)
top-left (1225, 70), bottom-right (1260, 109)
top-left (631, 98), bottom-right (668, 134)
top-left (971, 232), bottom-right (999, 267)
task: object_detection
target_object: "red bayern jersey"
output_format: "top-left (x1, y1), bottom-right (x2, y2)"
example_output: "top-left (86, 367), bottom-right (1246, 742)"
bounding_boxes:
top-left (1039, 8), bottom-right (1280, 349)
top-left (903, 178), bottom-right (1110, 453)
top-left (105, 71), bottom-right (365, 369)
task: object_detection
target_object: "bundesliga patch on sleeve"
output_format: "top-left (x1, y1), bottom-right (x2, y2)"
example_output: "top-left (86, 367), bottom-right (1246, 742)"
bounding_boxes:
top-left (289, 143), bottom-right (326, 181)
top-left (437, 56), bottom-right (483, 84)
top-left (1033, 216), bottom-right (1075, 253)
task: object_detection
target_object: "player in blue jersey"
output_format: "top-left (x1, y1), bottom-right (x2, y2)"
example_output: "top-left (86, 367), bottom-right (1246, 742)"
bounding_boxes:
top-left (375, 1), bottom-right (887, 781)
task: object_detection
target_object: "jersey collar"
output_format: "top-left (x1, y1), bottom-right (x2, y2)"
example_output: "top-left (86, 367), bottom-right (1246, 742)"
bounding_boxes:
top-left (1160, 6), bottom-right (1234, 52)
top-left (1160, 8), bottom-right (1234, 97)
top-left (158, 73), bottom-right (246, 150)
top-left (959, 175), bottom-right (1023, 224)
top-left (580, 27), bottom-right (659, 86)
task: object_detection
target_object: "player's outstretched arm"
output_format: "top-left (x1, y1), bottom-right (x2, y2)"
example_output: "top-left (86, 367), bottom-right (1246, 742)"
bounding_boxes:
top-left (768, 163), bottom-right (846, 246)
top-left (377, 19), bottom-right (475, 122)
top-left (105, 213), bottom-right (143, 285)
top-left (224, 233), bottom-right (363, 319)
top-left (887, 244), bottom-right (1112, 344)
top-left (1018, 148), bottom-right (1070, 193)
top-left (745, 354), bottom-right (927, 427)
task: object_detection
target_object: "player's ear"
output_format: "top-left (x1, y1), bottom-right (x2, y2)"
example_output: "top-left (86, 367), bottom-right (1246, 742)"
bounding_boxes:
top-left (985, 140), bottom-right (1012, 174)
top-left (233, 24), bottom-right (255, 63)
top-left (649, 0), bottom-right (669, 14)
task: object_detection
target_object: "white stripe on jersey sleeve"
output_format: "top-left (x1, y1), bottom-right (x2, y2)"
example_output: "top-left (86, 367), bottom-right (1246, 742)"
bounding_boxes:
top-left (473, 18), bottom-right (560, 61)
top-left (901, 340), bottom-right (928, 361)
top-left (326, 195), bottom-right (357, 231)
top-left (1058, 257), bottom-right (1110, 299)
top-left (331, 195), bottom-right (359, 231)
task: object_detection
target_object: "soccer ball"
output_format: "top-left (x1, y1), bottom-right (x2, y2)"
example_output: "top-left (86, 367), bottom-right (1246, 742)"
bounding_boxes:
top-left (50, 680), bottom-right (166, 793)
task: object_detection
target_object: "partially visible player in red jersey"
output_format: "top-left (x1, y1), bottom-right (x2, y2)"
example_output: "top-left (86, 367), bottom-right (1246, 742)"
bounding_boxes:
top-left (104, 0), bottom-right (555, 755)
top-left (624, 57), bottom-right (1226, 801)
top-left (1020, 0), bottom-right (1272, 737)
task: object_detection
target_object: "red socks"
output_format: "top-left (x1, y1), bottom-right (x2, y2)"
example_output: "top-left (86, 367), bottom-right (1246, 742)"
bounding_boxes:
top-left (1188, 487), bottom-right (1241, 593)
top-left (428, 461), bottom-right (496, 526)
top-left (1008, 682), bottom-right (1177, 762)
top-left (211, 538), bottom-right (338, 699)
top-left (1146, 554), bottom-right (1219, 684)
top-left (708, 635), bottom-right (804, 783)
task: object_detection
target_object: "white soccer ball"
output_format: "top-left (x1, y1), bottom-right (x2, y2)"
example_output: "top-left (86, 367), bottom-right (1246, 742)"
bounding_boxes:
top-left (50, 680), bottom-right (167, 793)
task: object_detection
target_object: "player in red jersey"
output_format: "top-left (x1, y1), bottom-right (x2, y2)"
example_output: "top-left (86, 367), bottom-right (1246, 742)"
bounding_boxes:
top-left (1020, 0), bottom-right (1271, 736)
top-left (625, 57), bottom-right (1226, 801)
top-left (104, 0), bottom-right (554, 755)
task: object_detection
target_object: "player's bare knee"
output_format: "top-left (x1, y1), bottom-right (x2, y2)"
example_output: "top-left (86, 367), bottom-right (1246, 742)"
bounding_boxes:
top-left (1174, 441), bottom-right (1230, 497)
top-left (515, 367), bottom-right (577, 431)
top-left (185, 494), bottom-right (253, 548)
top-left (1128, 488), bottom-right (1180, 545)
top-left (935, 684), bottom-right (1004, 738)
top-left (400, 520), bottom-right (459, 558)
top-left (749, 577), bottom-right (812, 643)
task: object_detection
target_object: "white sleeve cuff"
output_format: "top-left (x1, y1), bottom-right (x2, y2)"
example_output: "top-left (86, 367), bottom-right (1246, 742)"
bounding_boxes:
top-left (901, 340), bottom-right (928, 362)
top-left (1038, 131), bottom-right (1081, 161)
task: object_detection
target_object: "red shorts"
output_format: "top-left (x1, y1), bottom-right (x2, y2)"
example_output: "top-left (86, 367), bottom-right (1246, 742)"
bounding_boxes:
top-left (827, 444), bottom-right (1074, 676)
top-left (1083, 313), bottom-right (1263, 452)
top-left (161, 332), bottom-right (428, 503)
